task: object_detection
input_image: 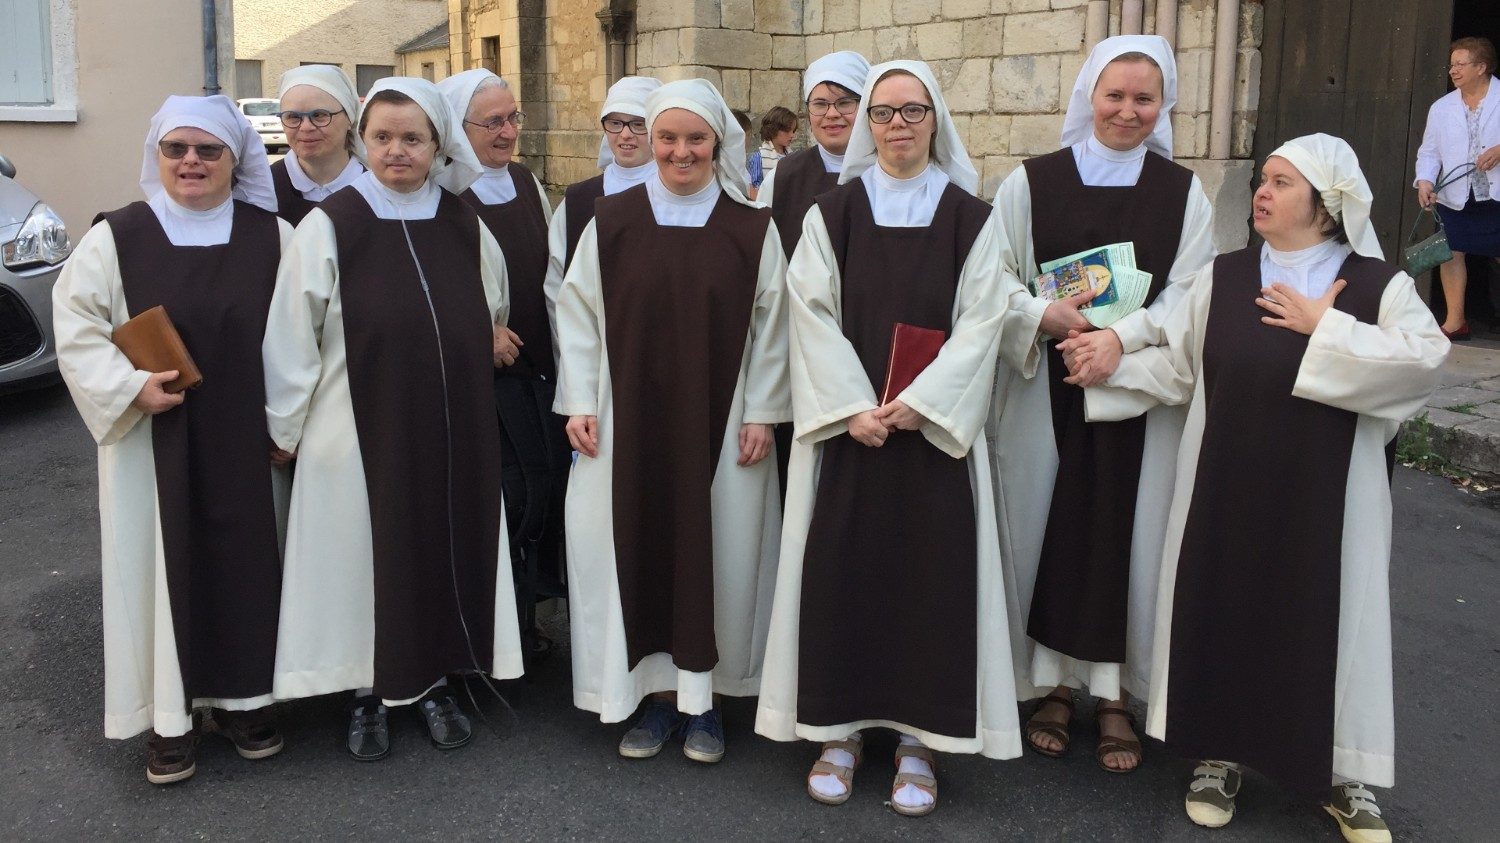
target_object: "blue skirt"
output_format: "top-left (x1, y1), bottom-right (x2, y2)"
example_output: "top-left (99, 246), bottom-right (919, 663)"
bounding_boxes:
top-left (1437, 193), bottom-right (1500, 257)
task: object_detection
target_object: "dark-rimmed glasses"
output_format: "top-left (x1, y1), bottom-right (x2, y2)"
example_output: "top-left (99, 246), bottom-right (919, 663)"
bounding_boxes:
top-left (808, 97), bottom-right (860, 117)
top-left (279, 108), bottom-right (345, 128)
top-left (602, 117), bottom-right (647, 135)
top-left (158, 140), bottom-right (229, 161)
top-left (466, 112), bottom-right (526, 133)
top-left (866, 103), bottom-right (935, 125)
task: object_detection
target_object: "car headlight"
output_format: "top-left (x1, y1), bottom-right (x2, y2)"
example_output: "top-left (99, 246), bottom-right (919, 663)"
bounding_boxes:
top-left (2, 202), bottom-right (71, 269)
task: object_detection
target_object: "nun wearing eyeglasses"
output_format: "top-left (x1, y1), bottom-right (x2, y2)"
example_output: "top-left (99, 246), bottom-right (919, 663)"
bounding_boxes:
top-left (754, 60), bottom-right (1021, 817)
top-left (555, 78), bottom-right (789, 765)
top-left (52, 94), bottom-right (291, 784)
top-left (987, 35), bottom-right (1216, 773)
top-left (271, 64), bottom-right (364, 225)
top-left (1062, 134), bottom-right (1447, 841)
top-left (262, 77), bottom-right (523, 762)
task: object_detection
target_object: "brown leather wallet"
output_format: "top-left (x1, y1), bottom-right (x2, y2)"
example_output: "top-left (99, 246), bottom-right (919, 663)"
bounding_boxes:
top-left (880, 322), bottom-right (946, 405)
top-left (112, 305), bottom-right (203, 394)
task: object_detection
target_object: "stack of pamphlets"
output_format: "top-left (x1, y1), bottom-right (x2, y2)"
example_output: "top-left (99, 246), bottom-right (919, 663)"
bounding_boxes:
top-left (1032, 242), bottom-right (1152, 328)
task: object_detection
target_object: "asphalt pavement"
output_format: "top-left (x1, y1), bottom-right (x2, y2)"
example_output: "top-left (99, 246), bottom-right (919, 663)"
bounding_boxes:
top-left (1, 382), bottom-right (1495, 841)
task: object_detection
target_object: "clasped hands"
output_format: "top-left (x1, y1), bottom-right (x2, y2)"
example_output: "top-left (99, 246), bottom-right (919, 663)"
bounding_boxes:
top-left (847, 400), bottom-right (925, 447)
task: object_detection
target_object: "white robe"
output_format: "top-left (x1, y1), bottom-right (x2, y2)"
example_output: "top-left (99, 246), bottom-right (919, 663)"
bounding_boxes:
top-left (262, 205), bottom-right (524, 707)
top-left (553, 209), bottom-right (790, 722)
top-left (754, 207), bottom-right (1024, 760)
top-left (53, 213), bottom-right (295, 739)
top-left (1084, 257), bottom-right (1449, 786)
top-left (987, 164), bottom-right (1216, 702)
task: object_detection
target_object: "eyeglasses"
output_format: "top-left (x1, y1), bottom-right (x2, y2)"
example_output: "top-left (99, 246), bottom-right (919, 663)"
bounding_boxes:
top-left (465, 111), bottom-right (526, 133)
top-left (602, 117), bottom-right (647, 135)
top-left (279, 108), bottom-right (345, 128)
top-left (1448, 60), bottom-right (1477, 71)
top-left (158, 140), bottom-right (229, 161)
top-left (808, 97), bottom-right (860, 117)
top-left (866, 103), bottom-right (935, 125)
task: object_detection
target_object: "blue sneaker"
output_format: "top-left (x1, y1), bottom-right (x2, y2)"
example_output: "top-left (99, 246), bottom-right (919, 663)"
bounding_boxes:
top-left (618, 698), bottom-right (684, 759)
top-left (682, 707), bottom-right (725, 764)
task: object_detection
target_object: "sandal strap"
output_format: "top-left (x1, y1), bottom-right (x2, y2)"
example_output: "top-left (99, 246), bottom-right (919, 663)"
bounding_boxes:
top-left (1095, 703), bottom-right (1136, 727)
top-left (809, 759), bottom-right (853, 781)
top-left (1040, 691), bottom-right (1076, 713)
top-left (892, 771), bottom-right (937, 794)
top-left (893, 744), bottom-right (935, 768)
top-left (821, 737), bottom-right (863, 762)
top-left (1096, 736), bottom-right (1142, 756)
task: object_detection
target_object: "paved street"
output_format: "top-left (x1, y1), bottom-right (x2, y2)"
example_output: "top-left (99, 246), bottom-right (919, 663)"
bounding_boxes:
top-left (1, 381), bottom-right (1496, 841)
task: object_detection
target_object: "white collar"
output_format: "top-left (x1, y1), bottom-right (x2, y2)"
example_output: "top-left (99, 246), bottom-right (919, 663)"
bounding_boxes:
top-left (1264, 237), bottom-right (1346, 269)
top-left (285, 150), bottom-right (363, 193)
top-left (469, 164), bottom-right (518, 206)
top-left (602, 159), bottom-right (656, 195)
top-left (645, 173), bottom-right (721, 227)
top-left (351, 170), bottom-right (441, 220)
top-left (817, 144), bottom-right (845, 173)
top-left (861, 162), bottom-right (950, 227)
top-left (147, 192), bottom-right (234, 246)
top-left (1086, 134), bottom-right (1147, 164)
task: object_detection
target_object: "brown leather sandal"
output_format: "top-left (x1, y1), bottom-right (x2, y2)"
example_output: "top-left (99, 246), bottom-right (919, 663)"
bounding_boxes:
top-left (1025, 691), bottom-right (1075, 758)
top-left (1095, 702), bottom-right (1143, 774)
top-left (890, 743), bottom-right (938, 817)
top-left (806, 735), bottom-right (863, 806)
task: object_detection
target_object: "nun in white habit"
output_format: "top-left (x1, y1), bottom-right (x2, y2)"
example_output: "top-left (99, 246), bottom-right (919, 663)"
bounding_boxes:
top-left (554, 78), bottom-right (789, 764)
top-left (753, 60), bottom-right (1020, 817)
top-left (53, 94), bottom-right (291, 784)
top-left (263, 77), bottom-right (522, 761)
top-left (986, 34), bottom-right (1216, 771)
top-left (543, 75), bottom-right (662, 348)
top-left (272, 64), bottom-right (364, 225)
top-left (1065, 134), bottom-right (1447, 841)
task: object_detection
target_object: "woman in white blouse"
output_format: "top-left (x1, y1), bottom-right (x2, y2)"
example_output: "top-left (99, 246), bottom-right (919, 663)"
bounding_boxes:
top-left (1415, 36), bottom-right (1500, 341)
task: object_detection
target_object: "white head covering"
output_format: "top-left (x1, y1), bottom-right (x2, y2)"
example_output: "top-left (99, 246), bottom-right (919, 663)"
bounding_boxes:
top-left (1060, 35), bottom-right (1177, 159)
top-left (1270, 134), bottom-right (1383, 260)
top-left (597, 76), bottom-right (663, 169)
top-left (355, 76), bottom-right (484, 195)
top-left (277, 64), bottom-right (360, 126)
top-left (437, 69), bottom-right (513, 179)
top-left (802, 51), bottom-right (871, 102)
top-left (837, 60), bottom-right (980, 196)
top-left (139, 94), bottom-right (276, 213)
top-left (645, 79), bottom-right (759, 208)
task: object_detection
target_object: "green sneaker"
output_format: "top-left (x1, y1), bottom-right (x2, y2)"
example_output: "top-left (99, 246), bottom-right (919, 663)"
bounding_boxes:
top-left (1185, 761), bottom-right (1241, 828)
top-left (1324, 782), bottom-right (1392, 843)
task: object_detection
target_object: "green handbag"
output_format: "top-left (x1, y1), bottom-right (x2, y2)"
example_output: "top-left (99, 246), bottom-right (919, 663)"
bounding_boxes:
top-left (1403, 163), bottom-right (1478, 277)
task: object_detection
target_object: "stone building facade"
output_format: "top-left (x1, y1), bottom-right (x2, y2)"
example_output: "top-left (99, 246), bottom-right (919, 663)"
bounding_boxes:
top-left (454, 0), bottom-right (1258, 249)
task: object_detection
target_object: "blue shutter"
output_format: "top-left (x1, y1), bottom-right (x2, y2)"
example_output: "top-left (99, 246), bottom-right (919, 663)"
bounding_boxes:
top-left (0, 0), bottom-right (52, 106)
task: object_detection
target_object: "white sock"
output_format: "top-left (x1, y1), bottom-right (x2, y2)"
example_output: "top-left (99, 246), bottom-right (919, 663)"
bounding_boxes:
top-left (893, 734), bottom-right (935, 809)
top-left (809, 732), bottom-right (860, 799)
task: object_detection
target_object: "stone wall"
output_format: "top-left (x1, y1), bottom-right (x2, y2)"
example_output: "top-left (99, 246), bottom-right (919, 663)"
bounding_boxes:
top-left (235, 0), bottom-right (447, 95)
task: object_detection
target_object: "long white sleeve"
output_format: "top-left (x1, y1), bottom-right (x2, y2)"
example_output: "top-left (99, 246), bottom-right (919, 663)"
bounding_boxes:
top-left (1084, 261), bottom-right (1210, 422)
top-left (1293, 273), bottom-right (1450, 421)
top-left (553, 220), bottom-right (605, 417)
top-left (479, 221), bottom-right (511, 328)
top-left (1107, 176), bottom-right (1217, 354)
top-left (51, 222), bottom-right (150, 446)
top-left (990, 169), bottom-right (1048, 378)
top-left (262, 209), bottom-right (339, 453)
top-left (741, 224), bottom-right (792, 424)
top-left (543, 198), bottom-right (570, 369)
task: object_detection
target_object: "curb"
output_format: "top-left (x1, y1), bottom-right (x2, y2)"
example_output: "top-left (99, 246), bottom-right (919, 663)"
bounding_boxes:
top-left (1400, 343), bottom-right (1500, 482)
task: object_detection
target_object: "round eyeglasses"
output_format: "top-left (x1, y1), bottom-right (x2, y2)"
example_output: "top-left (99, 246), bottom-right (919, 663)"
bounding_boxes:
top-left (602, 117), bottom-right (648, 135)
top-left (465, 112), bottom-right (526, 133)
top-left (807, 97), bottom-right (860, 117)
top-left (279, 108), bottom-right (345, 128)
top-left (866, 103), bottom-right (935, 125)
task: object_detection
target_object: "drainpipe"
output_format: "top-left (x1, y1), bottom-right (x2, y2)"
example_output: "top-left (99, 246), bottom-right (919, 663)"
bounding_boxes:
top-left (1122, 0), bottom-right (1145, 35)
top-left (201, 0), bottom-right (220, 95)
top-left (1209, 0), bottom-right (1240, 159)
top-left (1085, 0), bottom-right (1110, 50)
top-left (1156, 0), bottom-right (1178, 49)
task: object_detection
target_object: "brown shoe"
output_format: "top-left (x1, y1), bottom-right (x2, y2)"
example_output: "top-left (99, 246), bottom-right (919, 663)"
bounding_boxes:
top-left (146, 731), bottom-right (199, 785)
top-left (204, 708), bottom-right (284, 760)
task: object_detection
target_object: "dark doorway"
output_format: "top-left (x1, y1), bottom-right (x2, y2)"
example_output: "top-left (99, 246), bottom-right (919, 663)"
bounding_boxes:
top-left (1450, 0), bottom-right (1500, 335)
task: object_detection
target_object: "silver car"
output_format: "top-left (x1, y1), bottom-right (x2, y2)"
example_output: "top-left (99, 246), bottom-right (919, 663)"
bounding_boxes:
top-left (0, 153), bottom-right (70, 392)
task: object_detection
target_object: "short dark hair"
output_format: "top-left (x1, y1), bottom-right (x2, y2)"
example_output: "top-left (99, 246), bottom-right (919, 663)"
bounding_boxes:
top-left (1310, 189), bottom-right (1350, 245)
top-left (1452, 37), bottom-right (1498, 76)
top-left (759, 106), bottom-right (798, 142)
top-left (358, 89), bottom-right (438, 141)
top-left (806, 80), bottom-right (859, 103)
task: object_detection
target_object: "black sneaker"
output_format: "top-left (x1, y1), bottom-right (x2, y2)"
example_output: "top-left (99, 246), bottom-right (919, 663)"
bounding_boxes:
top-left (204, 708), bottom-right (284, 760)
top-left (146, 730), bottom-right (199, 784)
top-left (347, 695), bottom-right (390, 761)
top-left (418, 688), bottom-right (472, 750)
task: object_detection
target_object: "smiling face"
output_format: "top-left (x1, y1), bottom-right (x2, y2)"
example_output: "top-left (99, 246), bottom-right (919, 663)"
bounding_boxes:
top-left (869, 72), bottom-right (935, 178)
top-left (360, 100), bottom-right (437, 193)
top-left (1450, 48), bottom-right (1489, 90)
top-left (281, 84), bottom-right (351, 165)
top-left (464, 83), bottom-right (520, 169)
top-left (158, 126), bottom-right (235, 210)
top-left (1252, 155), bottom-right (1332, 250)
top-left (652, 108), bottom-right (717, 196)
top-left (1091, 57), bottom-right (1164, 152)
top-left (808, 82), bottom-right (858, 155)
top-left (604, 110), bottom-right (653, 167)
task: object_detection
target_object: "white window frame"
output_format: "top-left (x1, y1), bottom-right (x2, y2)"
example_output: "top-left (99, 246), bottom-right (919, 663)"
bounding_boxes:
top-left (0, 0), bottom-right (79, 123)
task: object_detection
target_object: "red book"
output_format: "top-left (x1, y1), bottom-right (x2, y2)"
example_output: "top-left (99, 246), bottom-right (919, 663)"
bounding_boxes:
top-left (879, 322), bottom-right (946, 405)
